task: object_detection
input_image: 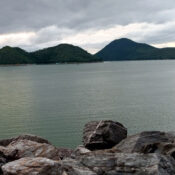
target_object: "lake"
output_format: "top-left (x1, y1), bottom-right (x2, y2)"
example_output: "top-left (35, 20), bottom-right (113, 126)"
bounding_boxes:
top-left (0, 61), bottom-right (175, 148)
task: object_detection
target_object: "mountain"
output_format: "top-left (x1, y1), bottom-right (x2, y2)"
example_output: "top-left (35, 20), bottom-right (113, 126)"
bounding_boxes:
top-left (95, 38), bottom-right (175, 61)
top-left (0, 46), bottom-right (33, 64)
top-left (31, 44), bottom-right (101, 64)
top-left (2, 39), bottom-right (175, 64)
top-left (0, 44), bottom-right (101, 64)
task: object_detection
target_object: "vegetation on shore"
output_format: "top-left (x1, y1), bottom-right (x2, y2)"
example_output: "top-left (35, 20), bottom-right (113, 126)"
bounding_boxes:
top-left (2, 38), bottom-right (175, 64)
top-left (95, 38), bottom-right (175, 61)
top-left (0, 46), bottom-right (33, 64)
top-left (0, 44), bottom-right (101, 64)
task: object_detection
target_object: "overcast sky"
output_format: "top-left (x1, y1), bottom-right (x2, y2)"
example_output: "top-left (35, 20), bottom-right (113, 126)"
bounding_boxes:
top-left (0, 0), bottom-right (175, 53)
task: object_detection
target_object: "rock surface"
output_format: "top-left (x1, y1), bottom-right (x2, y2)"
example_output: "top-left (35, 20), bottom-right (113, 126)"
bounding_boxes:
top-left (0, 139), bottom-right (60, 161)
top-left (83, 120), bottom-right (127, 150)
top-left (113, 131), bottom-right (175, 158)
top-left (57, 148), bottom-right (73, 160)
top-left (80, 152), bottom-right (175, 174)
top-left (60, 158), bottom-right (96, 175)
top-left (2, 152), bottom-right (175, 175)
top-left (71, 145), bottom-right (91, 158)
top-left (0, 134), bottom-right (50, 147)
top-left (1, 121), bottom-right (175, 175)
top-left (2, 157), bottom-right (60, 175)
top-left (0, 153), bottom-right (6, 175)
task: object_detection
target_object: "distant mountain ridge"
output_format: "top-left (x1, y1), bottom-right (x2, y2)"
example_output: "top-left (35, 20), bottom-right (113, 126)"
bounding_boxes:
top-left (1, 38), bottom-right (175, 64)
top-left (95, 38), bottom-right (175, 61)
top-left (0, 44), bottom-right (101, 64)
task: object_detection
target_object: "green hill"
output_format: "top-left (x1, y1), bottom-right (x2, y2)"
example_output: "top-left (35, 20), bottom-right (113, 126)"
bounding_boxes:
top-left (31, 44), bottom-right (101, 64)
top-left (0, 44), bottom-right (101, 64)
top-left (0, 46), bottom-right (33, 64)
top-left (2, 39), bottom-right (175, 64)
top-left (95, 38), bottom-right (175, 61)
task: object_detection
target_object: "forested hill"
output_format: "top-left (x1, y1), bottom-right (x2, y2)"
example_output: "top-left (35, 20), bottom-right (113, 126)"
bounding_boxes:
top-left (31, 44), bottom-right (101, 64)
top-left (0, 44), bottom-right (101, 64)
top-left (0, 46), bottom-right (33, 64)
top-left (95, 38), bottom-right (175, 61)
top-left (2, 39), bottom-right (175, 64)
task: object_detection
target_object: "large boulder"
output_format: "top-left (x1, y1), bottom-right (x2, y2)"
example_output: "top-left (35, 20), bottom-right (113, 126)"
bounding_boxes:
top-left (1, 129), bottom-right (175, 175)
top-left (79, 152), bottom-right (175, 174)
top-left (0, 135), bottom-right (73, 162)
top-left (59, 152), bottom-right (175, 175)
top-left (2, 152), bottom-right (175, 175)
top-left (113, 131), bottom-right (175, 159)
top-left (2, 157), bottom-right (60, 175)
top-left (0, 139), bottom-right (60, 161)
top-left (0, 134), bottom-right (50, 147)
top-left (83, 120), bottom-right (127, 150)
top-left (2, 157), bottom-right (96, 175)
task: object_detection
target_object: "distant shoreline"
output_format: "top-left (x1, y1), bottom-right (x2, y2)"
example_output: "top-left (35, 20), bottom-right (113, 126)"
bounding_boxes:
top-left (1, 59), bottom-right (175, 67)
top-left (0, 61), bottom-right (103, 66)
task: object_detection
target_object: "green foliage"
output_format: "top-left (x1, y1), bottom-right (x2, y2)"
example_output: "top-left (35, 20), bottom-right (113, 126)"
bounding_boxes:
top-left (0, 46), bottom-right (33, 64)
top-left (95, 38), bottom-right (175, 61)
top-left (31, 44), bottom-right (101, 63)
top-left (2, 38), bottom-right (175, 64)
top-left (0, 44), bottom-right (101, 64)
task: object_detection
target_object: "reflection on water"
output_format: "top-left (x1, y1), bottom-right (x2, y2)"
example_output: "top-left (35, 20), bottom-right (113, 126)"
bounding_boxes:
top-left (1, 61), bottom-right (175, 148)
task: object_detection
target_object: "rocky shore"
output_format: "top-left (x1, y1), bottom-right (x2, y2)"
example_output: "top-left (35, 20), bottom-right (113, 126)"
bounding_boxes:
top-left (1, 120), bottom-right (175, 174)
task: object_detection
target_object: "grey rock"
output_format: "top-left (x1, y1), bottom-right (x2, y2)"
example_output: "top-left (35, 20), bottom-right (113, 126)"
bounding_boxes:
top-left (83, 120), bottom-right (127, 150)
top-left (2, 151), bottom-right (175, 175)
top-left (80, 152), bottom-right (175, 174)
top-left (2, 126), bottom-right (175, 175)
top-left (0, 139), bottom-right (60, 160)
top-left (2, 157), bottom-right (60, 175)
top-left (113, 131), bottom-right (175, 159)
top-left (0, 134), bottom-right (50, 147)
top-left (0, 136), bottom-right (73, 163)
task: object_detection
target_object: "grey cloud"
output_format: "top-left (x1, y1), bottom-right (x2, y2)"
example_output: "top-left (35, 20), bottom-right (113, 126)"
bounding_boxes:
top-left (1, 0), bottom-right (175, 33)
top-left (1, 0), bottom-right (175, 52)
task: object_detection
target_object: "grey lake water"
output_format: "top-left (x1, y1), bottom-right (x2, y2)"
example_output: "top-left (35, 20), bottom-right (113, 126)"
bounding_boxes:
top-left (1, 61), bottom-right (175, 148)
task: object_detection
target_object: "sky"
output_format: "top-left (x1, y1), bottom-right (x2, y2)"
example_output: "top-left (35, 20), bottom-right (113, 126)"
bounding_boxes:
top-left (0, 0), bottom-right (175, 54)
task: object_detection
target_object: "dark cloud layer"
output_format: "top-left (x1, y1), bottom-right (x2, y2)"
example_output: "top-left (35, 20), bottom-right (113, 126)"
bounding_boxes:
top-left (0, 0), bottom-right (175, 53)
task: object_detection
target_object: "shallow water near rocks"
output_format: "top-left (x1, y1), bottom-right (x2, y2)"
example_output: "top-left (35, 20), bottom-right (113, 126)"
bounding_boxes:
top-left (0, 61), bottom-right (175, 148)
